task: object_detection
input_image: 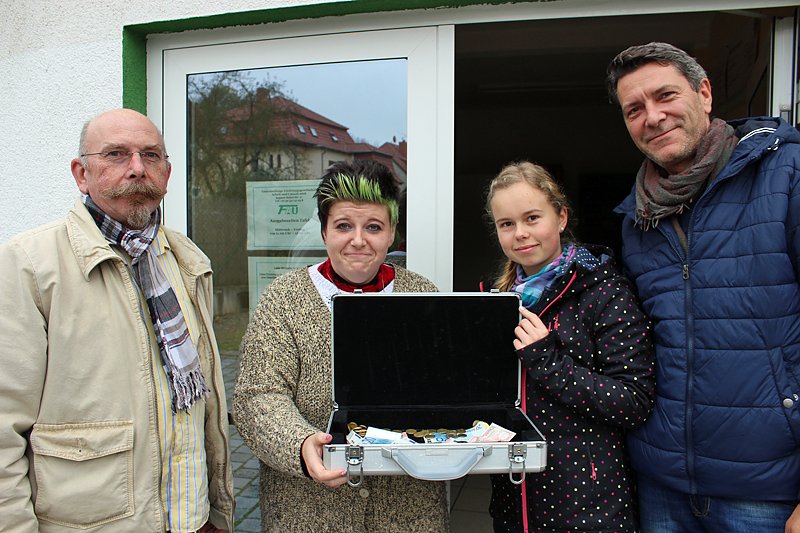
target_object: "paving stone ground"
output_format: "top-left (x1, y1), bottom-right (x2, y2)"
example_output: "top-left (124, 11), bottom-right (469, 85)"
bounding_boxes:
top-left (221, 351), bottom-right (261, 533)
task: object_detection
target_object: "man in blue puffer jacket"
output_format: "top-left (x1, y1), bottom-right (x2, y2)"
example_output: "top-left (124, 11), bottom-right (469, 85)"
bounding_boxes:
top-left (606, 41), bottom-right (800, 532)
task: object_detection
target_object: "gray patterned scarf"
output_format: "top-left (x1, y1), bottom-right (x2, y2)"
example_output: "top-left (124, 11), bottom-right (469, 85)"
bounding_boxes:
top-left (82, 195), bottom-right (208, 411)
top-left (635, 118), bottom-right (738, 229)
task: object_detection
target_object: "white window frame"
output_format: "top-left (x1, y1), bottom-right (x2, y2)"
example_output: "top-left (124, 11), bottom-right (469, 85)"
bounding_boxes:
top-left (772, 13), bottom-right (798, 123)
top-left (148, 26), bottom-right (455, 290)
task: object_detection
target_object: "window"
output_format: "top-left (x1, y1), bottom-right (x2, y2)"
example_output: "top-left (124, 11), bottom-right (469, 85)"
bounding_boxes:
top-left (156, 26), bottom-right (453, 294)
top-left (297, 123), bottom-right (306, 134)
top-left (309, 127), bottom-right (318, 137)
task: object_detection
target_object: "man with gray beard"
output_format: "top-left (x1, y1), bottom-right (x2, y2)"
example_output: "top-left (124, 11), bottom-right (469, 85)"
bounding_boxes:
top-left (0, 109), bottom-right (234, 532)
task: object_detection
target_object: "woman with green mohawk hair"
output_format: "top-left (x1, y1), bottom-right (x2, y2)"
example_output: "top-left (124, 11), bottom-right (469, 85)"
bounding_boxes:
top-left (234, 160), bottom-right (450, 531)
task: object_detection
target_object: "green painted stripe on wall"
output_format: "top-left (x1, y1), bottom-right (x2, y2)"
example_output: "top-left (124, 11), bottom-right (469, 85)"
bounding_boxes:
top-left (122, 28), bottom-right (147, 112)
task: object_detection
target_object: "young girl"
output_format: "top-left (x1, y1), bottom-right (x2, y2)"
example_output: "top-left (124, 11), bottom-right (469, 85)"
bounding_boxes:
top-left (484, 161), bottom-right (655, 532)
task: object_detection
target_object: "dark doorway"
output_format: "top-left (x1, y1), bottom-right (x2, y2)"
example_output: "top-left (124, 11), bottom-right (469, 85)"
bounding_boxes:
top-left (452, 9), bottom-right (788, 290)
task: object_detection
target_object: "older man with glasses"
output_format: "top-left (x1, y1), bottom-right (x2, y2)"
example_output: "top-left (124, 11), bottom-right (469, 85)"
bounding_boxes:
top-left (0, 109), bottom-right (234, 532)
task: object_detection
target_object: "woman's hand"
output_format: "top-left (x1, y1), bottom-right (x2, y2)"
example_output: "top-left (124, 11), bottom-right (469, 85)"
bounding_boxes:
top-left (514, 306), bottom-right (550, 350)
top-left (301, 432), bottom-right (348, 488)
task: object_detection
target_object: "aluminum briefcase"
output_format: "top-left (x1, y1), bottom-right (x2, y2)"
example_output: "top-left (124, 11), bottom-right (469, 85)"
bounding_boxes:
top-left (322, 292), bottom-right (547, 487)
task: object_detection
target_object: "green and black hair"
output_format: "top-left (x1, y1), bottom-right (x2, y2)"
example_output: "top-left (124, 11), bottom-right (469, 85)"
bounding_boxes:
top-left (315, 160), bottom-right (400, 229)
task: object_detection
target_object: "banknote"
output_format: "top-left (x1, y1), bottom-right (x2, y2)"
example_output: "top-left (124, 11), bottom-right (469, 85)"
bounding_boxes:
top-left (473, 422), bottom-right (516, 442)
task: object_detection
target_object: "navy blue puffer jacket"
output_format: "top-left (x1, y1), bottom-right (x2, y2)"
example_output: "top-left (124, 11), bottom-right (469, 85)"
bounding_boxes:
top-left (615, 117), bottom-right (800, 500)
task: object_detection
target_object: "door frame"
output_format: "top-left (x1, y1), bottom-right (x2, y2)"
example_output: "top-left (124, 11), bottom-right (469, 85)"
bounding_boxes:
top-left (149, 25), bottom-right (456, 289)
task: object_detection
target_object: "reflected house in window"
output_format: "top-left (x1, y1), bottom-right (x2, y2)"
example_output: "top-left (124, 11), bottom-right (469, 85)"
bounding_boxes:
top-left (374, 138), bottom-right (408, 189)
top-left (275, 92), bottom-right (407, 186)
top-left (187, 73), bottom-right (408, 334)
top-left (219, 87), bottom-right (406, 185)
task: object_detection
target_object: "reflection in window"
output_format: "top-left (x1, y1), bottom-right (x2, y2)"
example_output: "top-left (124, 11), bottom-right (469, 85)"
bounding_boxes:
top-left (186, 61), bottom-right (407, 350)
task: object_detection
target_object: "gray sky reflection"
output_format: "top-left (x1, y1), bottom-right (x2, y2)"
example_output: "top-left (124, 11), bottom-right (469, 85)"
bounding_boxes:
top-left (257, 59), bottom-right (407, 147)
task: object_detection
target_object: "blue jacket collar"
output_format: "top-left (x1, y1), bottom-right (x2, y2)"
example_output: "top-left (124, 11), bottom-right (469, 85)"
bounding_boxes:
top-left (614, 116), bottom-right (800, 219)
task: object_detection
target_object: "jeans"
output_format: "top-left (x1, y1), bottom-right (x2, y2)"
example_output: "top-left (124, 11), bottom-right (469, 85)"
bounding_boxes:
top-left (637, 474), bottom-right (797, 533)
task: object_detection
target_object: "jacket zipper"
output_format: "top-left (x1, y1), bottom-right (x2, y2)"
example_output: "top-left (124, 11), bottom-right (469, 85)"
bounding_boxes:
top-left (195, 279), bottom-right (236, 520)
top-left (660, 210), bottom-right (697, 494)
top-left (684, 204), bottom-right (698, 494)
top-left (586, 442), bottom-right (597, 482)
top-left (521, 270), bottom-right (578, 533)
top-left (537, 270), bottom-right (579, 321)
top-left (119, 256), bottom-right (167, 529)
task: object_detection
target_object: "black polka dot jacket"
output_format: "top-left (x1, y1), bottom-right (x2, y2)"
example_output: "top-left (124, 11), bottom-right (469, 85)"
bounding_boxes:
top-left (486, 244), bottom-right (655, 533)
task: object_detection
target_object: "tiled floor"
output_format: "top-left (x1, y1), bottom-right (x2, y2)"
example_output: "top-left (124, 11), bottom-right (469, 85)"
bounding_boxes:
top-left (221, 351), bottom-right (494, 532)
top-left (450, 475), bottom-right (494, 532)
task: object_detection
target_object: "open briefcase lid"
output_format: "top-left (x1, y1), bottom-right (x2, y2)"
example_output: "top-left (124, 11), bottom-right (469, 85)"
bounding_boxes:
top-left (330, 292), bottom-right (521, 409)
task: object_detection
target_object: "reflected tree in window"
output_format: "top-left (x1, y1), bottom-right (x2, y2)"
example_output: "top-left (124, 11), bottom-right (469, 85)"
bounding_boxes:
top-left (188, 72), bottom-right (310, 349)
top-left (188, 72), bottom-right (310, 198)
top-left (186, 63), bottom-right (408, 350)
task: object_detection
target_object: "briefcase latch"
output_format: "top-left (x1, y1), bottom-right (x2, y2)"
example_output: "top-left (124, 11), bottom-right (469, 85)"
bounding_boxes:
top-left (508, 443), bottom-right (527, 485)
top-left (345, 445), bottom-right (364, 488)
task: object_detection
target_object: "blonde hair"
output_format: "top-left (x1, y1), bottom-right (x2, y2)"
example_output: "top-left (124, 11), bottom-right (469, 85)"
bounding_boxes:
top-left (485, 161), bottom-right (574, 291)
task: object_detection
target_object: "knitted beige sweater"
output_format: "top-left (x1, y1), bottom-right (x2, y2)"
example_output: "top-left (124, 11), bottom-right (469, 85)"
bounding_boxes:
top-left (234, 265), bottom-right (450, 532)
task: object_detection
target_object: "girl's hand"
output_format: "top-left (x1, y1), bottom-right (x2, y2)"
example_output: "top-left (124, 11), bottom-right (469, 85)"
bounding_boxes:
top-left (514, 306), bottom-right (549, 350)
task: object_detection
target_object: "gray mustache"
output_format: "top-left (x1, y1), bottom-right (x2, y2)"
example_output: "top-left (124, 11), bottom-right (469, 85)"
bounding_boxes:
top-left (105, 182), bottom-right (163, 200)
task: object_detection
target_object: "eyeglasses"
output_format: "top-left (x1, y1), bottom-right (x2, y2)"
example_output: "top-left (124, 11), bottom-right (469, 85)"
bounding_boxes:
top-left (81, 150), bottom-right (169, 165)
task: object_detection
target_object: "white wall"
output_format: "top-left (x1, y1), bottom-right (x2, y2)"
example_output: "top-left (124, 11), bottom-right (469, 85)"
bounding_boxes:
top-left (0, 0), bottom-right (331, 243)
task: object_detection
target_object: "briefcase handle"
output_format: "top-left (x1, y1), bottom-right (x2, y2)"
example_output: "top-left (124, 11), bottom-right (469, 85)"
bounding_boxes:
top-left (384, 447), bottom-right (485, 481)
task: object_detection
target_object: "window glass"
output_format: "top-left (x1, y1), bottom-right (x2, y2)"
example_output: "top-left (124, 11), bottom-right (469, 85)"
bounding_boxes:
top-left (186, 60), bottom-right (407, 347)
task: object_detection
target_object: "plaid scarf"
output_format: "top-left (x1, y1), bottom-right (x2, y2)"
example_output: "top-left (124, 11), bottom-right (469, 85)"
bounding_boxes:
top-left (82, 195), bottom-right (208, 411)
top-left (512, 244), bottom-right (576, 309)
top-left (634, 118), bottom-right (738, 229)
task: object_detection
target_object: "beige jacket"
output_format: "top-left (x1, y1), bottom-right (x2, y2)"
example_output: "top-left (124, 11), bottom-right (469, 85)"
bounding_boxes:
top-left (0, 201), bottom-right (235, 532)
top-left (234, 267), bottom-right (449, 532)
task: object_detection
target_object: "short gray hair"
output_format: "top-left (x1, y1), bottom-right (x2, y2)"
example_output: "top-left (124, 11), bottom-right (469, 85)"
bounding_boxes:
top-left (78, 119), bottom-right (91, 167)
top-left (606, 42), bottom-right (708, 106)
top-left (77, 111), bottom-right (170, 170)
